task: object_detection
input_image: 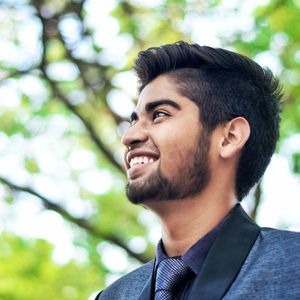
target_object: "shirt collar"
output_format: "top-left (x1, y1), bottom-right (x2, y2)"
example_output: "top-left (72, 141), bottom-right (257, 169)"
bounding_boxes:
top-left (155, 207), bottom-right (232, 274)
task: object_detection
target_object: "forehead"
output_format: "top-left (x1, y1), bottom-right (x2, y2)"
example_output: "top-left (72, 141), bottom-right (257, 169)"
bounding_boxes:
top-left (136, 75), bottom-right (196, 112)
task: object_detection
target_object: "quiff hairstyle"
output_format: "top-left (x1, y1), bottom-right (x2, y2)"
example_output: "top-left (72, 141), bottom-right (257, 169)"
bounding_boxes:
top-left (134, 41), bottom-right (282, 201)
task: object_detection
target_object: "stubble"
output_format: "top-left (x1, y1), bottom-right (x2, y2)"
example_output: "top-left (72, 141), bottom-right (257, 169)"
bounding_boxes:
top-left (126, 129), bottom-right (211, 204)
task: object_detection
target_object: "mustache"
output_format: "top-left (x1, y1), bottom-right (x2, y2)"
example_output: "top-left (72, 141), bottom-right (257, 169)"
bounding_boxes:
top-left (127, 142), bottom-right (158, 152)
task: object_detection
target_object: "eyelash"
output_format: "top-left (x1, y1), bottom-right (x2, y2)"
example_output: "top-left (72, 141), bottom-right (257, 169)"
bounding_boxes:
top-left (129, 119), bottom-right (136, 126)
top-left (153, 110), bottom-right (168, 121)
top-left (128, 110), bottom-right (169, 126)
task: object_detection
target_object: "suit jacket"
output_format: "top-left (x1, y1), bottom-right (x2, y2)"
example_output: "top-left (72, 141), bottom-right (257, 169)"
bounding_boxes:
top-left (97, 205), bottom-right (300, 299)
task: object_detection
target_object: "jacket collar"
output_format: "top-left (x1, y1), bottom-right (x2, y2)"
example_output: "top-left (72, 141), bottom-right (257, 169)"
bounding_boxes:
top-left (138, 259), bottom-right (155, 300)
top-left (138, 204), bottom-right (260, 300)
top-left (187, 204), bottom-right (260, 300)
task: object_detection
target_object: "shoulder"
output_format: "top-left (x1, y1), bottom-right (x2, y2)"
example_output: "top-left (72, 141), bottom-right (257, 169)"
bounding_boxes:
top-left (247, 227), bottom-right (300, 267)
top-left (259, 227), bottom-right (300, 248)
top-left (225, 228), bottom-right (300, 298)
top-left (97, 260), bottom-right (154, 300)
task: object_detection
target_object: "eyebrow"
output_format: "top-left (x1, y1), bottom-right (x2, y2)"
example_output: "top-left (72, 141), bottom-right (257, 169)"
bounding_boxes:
top-left (129, 99), bottom-right (181, 123)
top-left (145, 99), bottom-right (181, 112)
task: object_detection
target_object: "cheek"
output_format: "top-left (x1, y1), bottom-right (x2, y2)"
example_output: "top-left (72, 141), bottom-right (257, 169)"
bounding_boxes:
top-left (158, 134), bottom-right (196, 175)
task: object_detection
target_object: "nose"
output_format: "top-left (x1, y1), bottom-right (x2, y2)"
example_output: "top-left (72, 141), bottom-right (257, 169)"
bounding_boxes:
top-left (121, 122), bottom-right (149, 148)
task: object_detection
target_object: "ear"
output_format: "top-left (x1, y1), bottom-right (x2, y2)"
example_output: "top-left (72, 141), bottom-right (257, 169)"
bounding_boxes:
top-left (219, 117), bottom-right (250, 159)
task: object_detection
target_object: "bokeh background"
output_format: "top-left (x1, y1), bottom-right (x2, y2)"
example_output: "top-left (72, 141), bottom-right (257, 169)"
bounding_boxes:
top-left (0, 0), bottom-right (300, 299)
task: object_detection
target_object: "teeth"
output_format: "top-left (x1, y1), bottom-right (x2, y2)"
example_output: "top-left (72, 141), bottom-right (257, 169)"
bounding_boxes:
top-left (129, 156), bottom-right (155, 167)
top-left (131, 157), bottom-right (138, 166)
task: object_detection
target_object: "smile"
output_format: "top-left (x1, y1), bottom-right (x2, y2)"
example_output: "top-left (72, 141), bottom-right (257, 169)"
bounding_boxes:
top-left (129, 156), bottom-right (156, 168)
top-left (126, 149), bottom-right (160, 171)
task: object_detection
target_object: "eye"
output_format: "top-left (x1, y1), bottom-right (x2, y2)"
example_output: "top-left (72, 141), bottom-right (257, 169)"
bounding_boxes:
top-left (129, 119), bottom-right (137, 126)
top-left (128, 117), bottom-right (138, 127)
top-left (153, 110), bottom-right (168, 121)
top-left (128, 112), bottom-right (138, 127)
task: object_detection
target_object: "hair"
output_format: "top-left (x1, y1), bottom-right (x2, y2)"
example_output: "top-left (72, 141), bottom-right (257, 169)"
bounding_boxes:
top-left (134, 41), bottom-right (282, 201)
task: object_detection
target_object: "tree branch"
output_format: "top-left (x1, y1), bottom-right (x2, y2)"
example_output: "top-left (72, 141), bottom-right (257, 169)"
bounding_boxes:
top-left (0, 176), bottom-right (150, 264)
top-left (43, 74), bottom-right (124, 174)
top-left (54, 29), bottom-right (124, 124)
top-left (250, 182), bottom-right (262, 220)
top-left (32, 4), bottom-right (125, 174)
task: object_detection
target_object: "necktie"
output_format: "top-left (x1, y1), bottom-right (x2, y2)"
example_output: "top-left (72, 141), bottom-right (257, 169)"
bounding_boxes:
top-left (155, 257), bottom-right (192, 300)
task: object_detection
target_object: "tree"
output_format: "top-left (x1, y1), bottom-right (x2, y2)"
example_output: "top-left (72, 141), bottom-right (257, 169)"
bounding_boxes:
top-left (230, 0), bottom-right (300, 219)
top-left (0, 232), bottom-right (102, 300)
top-left (0, 0), bottom-right (193, 297)
top-left (0, 0), bottom-right (299, 298)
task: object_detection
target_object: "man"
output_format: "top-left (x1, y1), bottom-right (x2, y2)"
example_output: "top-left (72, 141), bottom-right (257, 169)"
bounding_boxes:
top-left (97, 41), bottom-right (300, 299)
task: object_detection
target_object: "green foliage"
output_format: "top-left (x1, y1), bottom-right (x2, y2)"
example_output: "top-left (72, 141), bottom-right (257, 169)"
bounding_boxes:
top-left (231, 0), bottom-right (300, 170)
top-left (0, 0), bottom-right (300, 298)
top-left (0, 233), bottom-right (102, 300)
top-left (24, 157), bottom-right (40, 174)
top-left (292, 152), bottom-right (300, 174)
top-left (46, 39), bottom-right (67, 62)
top-left (0, 0), bottom-right (191, 297)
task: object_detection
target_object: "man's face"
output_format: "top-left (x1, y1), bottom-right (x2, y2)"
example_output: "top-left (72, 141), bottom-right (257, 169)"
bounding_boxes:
top-left (122, 75), bottom-right (211, 205)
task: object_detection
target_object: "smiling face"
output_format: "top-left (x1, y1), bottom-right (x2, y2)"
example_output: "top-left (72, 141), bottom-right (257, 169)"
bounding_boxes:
top-left (122, 75), bottom-right (211, 205)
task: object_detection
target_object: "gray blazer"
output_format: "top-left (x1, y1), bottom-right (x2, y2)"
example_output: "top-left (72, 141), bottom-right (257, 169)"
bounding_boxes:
top-left (97, 205), bottom-right (300, 299)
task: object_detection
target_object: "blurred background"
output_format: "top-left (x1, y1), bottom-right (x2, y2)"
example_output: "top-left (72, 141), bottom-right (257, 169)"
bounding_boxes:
top-left (0, 0), bottom-right (300, 299)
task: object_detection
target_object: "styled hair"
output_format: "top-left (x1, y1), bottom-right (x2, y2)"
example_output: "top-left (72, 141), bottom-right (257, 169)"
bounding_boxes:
top-left (134, 41), bottom-right (282, 201)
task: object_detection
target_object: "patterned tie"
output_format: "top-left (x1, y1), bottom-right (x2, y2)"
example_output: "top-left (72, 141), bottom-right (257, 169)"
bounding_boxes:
top-left (155, 257), bottom-right (192, 300)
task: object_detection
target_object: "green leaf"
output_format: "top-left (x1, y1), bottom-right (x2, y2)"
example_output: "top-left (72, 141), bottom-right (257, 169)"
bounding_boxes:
top-left (24, 157), bottom-right (40, 174)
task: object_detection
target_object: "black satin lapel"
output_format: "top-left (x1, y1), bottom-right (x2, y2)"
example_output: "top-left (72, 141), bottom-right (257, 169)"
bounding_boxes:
top-left (188, 204), bottom-right (261, 300)
top-left (95, 291), bottom-right (102, 299)
top-left (137, 260), bottom-right (155, 300)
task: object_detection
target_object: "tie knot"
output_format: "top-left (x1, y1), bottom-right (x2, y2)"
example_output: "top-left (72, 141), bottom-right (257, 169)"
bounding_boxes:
top-left (155, 257), bottom-right (191, 295)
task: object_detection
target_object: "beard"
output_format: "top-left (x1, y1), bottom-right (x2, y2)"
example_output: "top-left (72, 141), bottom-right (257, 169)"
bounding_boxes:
top-left (126, 129), bottom-right (211, 204)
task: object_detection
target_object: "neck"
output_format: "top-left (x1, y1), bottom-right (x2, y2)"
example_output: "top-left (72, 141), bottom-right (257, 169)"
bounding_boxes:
top-left (148, 190), bottom-right (237, 257)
